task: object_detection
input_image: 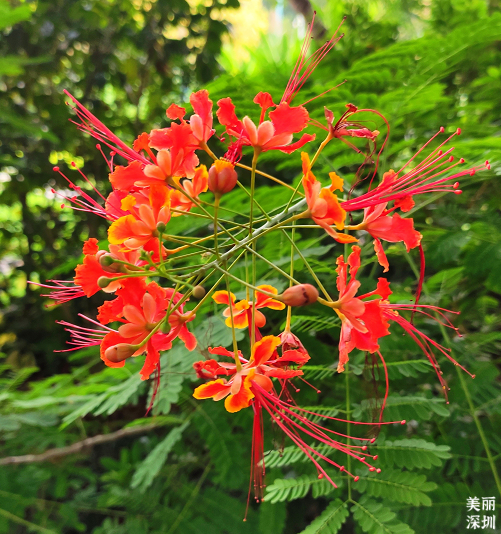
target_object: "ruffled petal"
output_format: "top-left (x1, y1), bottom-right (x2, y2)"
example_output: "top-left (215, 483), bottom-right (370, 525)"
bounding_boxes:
top-left (212, 291), bottom-right (236, 306)
top-left (269, 102), bottom-right (309, 135)
top-left (193, 379), bottom-right (229, 400)
top-left (83, 238), bottom-right (99, 255)
top-left (251, 335), bottom-right (281, 366)
top-left (373, 238), bottom-right (389, 272)
top-left (109, 161), bottom-right (146, 191)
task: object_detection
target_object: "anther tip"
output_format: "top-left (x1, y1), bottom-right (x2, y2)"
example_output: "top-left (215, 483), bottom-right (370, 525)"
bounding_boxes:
top-left (318, 474), bottom-right (324, 479)
top-left (370, 438), bottom-right (376, 443)
top-left (53, 166), bottom-right (59, 172)
top-left (354, 476), bottom-right (359, 482)
top-left (339, 466), bottom-right (345, 472)
top-left (362, 445), bottom-right (367, 451)
top-left (96, 143), bottom-right (101, 149)
top-left (439, 126), bottom-right (445, 133)
top-left (71, 161), bottom-right (76, 167)
top-left (456, 128), bottom-right (461, 135)
top-left (472, 374), bottom-right (476, 379)
top-left (376, 468), bottom-right (381, 473)
top-left (401, 420), bottom-right (406, 425)
top-left (373, 455), bottom-right (378, 460)
top-left (459, 158), bottom-right (465, 164)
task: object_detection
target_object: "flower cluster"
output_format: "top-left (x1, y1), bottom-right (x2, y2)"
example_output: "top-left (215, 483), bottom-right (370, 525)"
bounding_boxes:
top-left (35, 15), bottom-right (487, 507)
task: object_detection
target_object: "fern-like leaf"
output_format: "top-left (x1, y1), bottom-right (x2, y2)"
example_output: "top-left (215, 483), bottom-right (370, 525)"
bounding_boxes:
top-left (373, 438), bottom-right (451, 470)
top-left (355, 468), bottom-right (437, 506)
top-left (351, 497), bottom-right (415, 534)
top-left (299, 499), bottom-right (349, 534)
top-left (264, 474), bottom-right (338, 503)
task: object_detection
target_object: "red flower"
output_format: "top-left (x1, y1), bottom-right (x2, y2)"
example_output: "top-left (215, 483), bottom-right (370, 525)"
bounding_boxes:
top-left (170, 165), bottom-right (209, 214)
top-left (193, 335), bottom-right (405, 504)
top-left (301, 152), bottom-right (356, 243)
top-left (108, 185), bottom-right (171, 249)
top-left (189, 90), bottom-right (214, 144)
top-left (98, 280), bottom-right (196, 380)
top-left (216, 97), bottom-right (315, 154)
top-left (358, 202), bottom-right (422, 272)
top-left (212, 285), bottom-right (285, 330)
top-left (333, 246), bottom-right (390, 372)
top-left (73, 238), bottom-right (142, 297)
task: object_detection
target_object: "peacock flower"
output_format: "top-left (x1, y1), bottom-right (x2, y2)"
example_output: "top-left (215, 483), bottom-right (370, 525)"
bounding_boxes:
top-left (216, 96), bottom-right (315, 154)
top-left (332, 246), bottom-right (391, 372)
top-left (356, 200), bottom-right (422, 272)
top-left (193, 336), bottom-right (405, 503)
top-left (107, 185), bottom-right (171, 250)
top-left (170, 165), bottom-right (209, 214)
top-left (301, 152), bottom-right (356, 243)
top-left (212, 285), bottom-right (285, 330)
top-left (97, 279), bottom-right (195, 380)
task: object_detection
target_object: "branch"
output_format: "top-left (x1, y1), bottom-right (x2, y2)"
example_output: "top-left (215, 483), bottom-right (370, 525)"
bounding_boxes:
top-left (188, 198), bottom-right (307, 279)
top-left (0, 423), bottom-right (160, 466)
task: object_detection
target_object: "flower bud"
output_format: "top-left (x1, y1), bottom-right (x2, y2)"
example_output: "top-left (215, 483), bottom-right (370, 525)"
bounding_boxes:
top-left (156, 221), bottom-right (166, 233)
top-left (97, 250), bottom-right (122, 274)
top-left (192, 285), bottom-right (206, 299)
top-left (104, 343), bottom-right (136, 363)
top-left (281, 284), bottom-right (319, 307)
top-left (97, 276), bottom-right (112, 288)
top-left (208, 160), bottom-right (238, 197)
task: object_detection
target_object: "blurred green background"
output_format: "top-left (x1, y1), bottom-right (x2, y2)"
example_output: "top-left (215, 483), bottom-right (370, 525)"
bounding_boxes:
top-left (1, 0), bottom-right (501, 532)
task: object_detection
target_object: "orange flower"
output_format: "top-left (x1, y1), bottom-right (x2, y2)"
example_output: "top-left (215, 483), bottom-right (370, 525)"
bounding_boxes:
top-left (212, 285), bottom-right (285, 329)
top-left (301, 152), bottom-right (356, 244)
top-left (108, 185), bottom-right (171, 249)
top-left (170, 165), bottom-right (208, 214)
top-left (333, 246), bottom-right (390, 372)
top-left (73, 238), bottom-right (141, 297)
top-left (193, 336), bottom-right (286, 413)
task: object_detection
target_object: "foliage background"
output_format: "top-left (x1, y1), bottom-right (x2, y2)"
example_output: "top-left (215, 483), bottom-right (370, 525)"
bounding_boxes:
top-left (0, 0), bottom-right (500, 532)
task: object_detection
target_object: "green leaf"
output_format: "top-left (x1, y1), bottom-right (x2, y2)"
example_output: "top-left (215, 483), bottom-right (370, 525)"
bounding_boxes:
top-left (0, 0), bottom-right (31, 31)
top-left (264, 474), bottom-right (338, 503)
top-left (299, 499), bottom-right (349, 534)
top-left (351, 497), bottom-right (415, 534)
top-left (130, 421), bottom-right (189, 492)
top-left (259, 501), bottom-right (286, 534)
top-left (372, 438), bottom-right (451, 470)
top-left (355, 468), bottom-right (437, 506)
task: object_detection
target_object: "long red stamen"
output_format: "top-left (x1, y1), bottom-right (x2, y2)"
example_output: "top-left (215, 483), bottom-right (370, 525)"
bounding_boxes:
top-left (55, 314), bottom-right (115, 352)
top-left (282, 14), bottom-right (345, 105)
top-left (342, 130), bottom-right (489, 212)
top-left (28, 280), bottom-right (85, 306)
top-left (51, 166), bottom-right (115, 220)
top-left (64, 90), bottom-right (150, 166)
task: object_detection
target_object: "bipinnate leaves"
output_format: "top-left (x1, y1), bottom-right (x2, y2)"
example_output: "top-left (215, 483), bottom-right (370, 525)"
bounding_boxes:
top-left (351, 497), bottom-right (415, 534)
top-left (130, 421), bottom-right (189, 492)
top-left (299, 499), bottom-right (349, 534)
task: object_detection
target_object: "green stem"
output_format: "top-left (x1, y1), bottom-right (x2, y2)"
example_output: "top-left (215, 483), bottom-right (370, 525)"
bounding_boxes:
top-left (224, 260), bottom-right (242, 372)
top-left (214, 196), bottom-right (220, 258)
